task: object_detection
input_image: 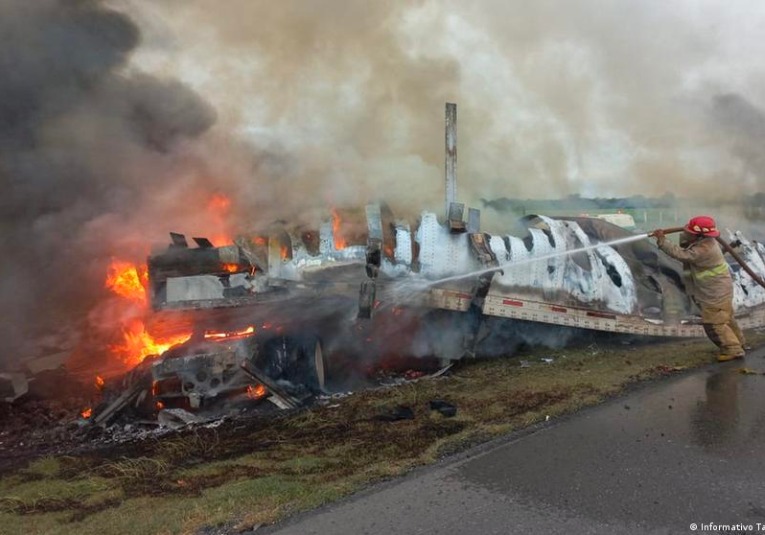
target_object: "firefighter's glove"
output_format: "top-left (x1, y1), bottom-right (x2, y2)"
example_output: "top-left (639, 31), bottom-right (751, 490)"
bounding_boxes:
top-left (651, 229), bottom-right (665, 245)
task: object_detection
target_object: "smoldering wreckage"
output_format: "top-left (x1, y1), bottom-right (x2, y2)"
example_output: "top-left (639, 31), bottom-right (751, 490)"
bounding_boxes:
top-left (5, 104), bottom-right (765, 451)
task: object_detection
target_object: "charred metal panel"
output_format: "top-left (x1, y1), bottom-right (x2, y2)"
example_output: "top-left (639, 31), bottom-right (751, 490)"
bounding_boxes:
top-left (0, 373), bottom-right (28, 403)
top-left (165, 273), bottom-right (253, 303)
top-left (236, 238), bottom-right (268, 273)
top-left (381, 222), bottom-right (413, 277)
top-left (468, 233), bottom-right (498, 267)
top-left (365, 240), bottom-right (382, 278)
top-left (448, 202), bottom-right (466, 233)
top-left (193, 237), bottom-right (214, 249)
top-left (427, 288), bottom-right (473, 312)
top-left (358, 281), bottom-right (376, 319)
top-left (394, 222), bottom-right (413, 265)
top-left (498, 229), bottom-right (553, 290)
top-left (319, 222), bottom-right (333, 254)
top-left (268, 237), bottom-right (282, 278)
top-left (488, 236), bottom-right (509, 262)
top-left (416, 212), bottom-right (476, 278)
top-left (218, 245), bottom-right (240, 264)
top-left (170, 232), bottom-right (188, 248)
top-left (729, 231), bottom-right (765, 310)
top-left (365, 203), bottom-right (384, 280)
top-left (152, 348), bottom-right (250, 408)
top-left (366, 203), bottom-right (383, 241)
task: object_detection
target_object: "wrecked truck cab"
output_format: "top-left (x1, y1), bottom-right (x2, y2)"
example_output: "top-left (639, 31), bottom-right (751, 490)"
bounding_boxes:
top-left (152, 337), bottom-right (256, 409)
top-left (151, 332), bottom-right (326, 410)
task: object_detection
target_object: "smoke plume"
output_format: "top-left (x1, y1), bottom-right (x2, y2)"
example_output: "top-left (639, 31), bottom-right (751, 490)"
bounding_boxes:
top-left (0, 1), bottom-right (225, 364)
top-left (120, 0), bottom-right (765, 207)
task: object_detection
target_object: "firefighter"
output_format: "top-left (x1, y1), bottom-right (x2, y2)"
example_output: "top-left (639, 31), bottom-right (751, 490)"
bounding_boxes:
top-left (652, 215), bottom-right (746, 362)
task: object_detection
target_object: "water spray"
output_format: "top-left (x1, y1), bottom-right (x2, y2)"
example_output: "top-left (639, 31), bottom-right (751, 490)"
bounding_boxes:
top-left (420, 232), bottom-right (651, 288)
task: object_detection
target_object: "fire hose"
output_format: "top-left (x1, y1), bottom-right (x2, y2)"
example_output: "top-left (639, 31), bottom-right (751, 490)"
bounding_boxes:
top-left (648, 227), bottom-right (765, 290)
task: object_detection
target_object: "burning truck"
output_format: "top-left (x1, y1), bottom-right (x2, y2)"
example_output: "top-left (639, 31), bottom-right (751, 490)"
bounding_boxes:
top-left (124, 104), bottom-right (765, 416)
top-left (9, 103), bottom-right (765, 428)
top-left (138, 201), bottom-right (765, 412)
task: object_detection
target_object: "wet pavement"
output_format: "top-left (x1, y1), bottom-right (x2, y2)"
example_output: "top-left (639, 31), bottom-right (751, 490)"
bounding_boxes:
top-left (267, 348), bottom-right (765, 535)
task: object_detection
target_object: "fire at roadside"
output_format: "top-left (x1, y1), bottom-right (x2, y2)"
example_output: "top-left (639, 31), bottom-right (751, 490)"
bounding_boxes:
top-left (0, 240), bottom-right (446, 464)
top-left (8, 103), bottom-right (765, 472)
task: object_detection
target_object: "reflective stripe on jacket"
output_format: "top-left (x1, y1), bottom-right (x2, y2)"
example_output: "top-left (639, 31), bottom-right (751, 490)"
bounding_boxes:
top-left (657, 237), bottom-right (733, 308)
top-left (694, 262), bottom-right (729, 280)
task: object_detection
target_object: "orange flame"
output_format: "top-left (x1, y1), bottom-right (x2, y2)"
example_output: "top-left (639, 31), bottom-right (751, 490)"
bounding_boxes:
top-left (246, 384), bottom-right (267, 400)
top-left (105, 259), bottom-right (147, 303)
top-left (95, 375), bottom-right (105, 390)
top-left (332, 209), bottom-right (347, 250)
top-left (111, 321), bottom-right (192, 366)
top-left (203, 326), bottom-right (255, 341)
top-left (207, 193), bottom-right (231, 213)
top-left (280, 243), bottom-right (290, 260)
top-left (221, 263), bottom-right (240, 273)
top-left (211, 234), bottom-right (232, 247)
top-left (81, 407), bottom-right (92, 419)
top-left (104, 260), bottom-right (193, 366)
top-left (207, 193), bottom-right (233, 246)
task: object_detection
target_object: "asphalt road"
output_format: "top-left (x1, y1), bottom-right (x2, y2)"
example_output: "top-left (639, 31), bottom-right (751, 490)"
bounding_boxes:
top-left (266, 348), bottom-right (765, 535)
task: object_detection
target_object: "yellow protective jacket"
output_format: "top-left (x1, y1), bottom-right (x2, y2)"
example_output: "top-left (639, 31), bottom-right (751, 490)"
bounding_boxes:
top-left (657, 236), bottom-right (732, 309)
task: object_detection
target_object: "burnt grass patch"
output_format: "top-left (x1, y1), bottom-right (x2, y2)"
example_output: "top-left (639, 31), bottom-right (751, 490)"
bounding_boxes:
top-left (0, 495), bottom-right (123, 523)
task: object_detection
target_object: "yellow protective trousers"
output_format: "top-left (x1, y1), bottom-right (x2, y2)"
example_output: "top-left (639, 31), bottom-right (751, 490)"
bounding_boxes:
top-left (701, 302), bottom-right (746, 357)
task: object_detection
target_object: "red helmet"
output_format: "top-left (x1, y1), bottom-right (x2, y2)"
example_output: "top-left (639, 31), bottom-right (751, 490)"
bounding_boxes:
top-left (684, 215), bottom-right (720, 237)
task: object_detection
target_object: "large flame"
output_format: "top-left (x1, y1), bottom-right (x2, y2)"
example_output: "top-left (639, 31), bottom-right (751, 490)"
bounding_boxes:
top-left (207, 193), bottom-right (234, 246)
top-left (105, 260), bottom-right (192, 366)
top-left (211, 234), bottom-right (232, 247)
top-left (204, 326), bottom-right (255, 341)
top-left (332, 209), bottom-right (347, 250)
top-left (110, 319), bottom-right (192, 366)
top-left (105, 259), bottom-right (147, 303)
top-left (207, 193), bottom-right (231, 212)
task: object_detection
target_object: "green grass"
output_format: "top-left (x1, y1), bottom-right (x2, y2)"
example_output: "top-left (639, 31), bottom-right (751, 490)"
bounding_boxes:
top-left (1, 333), bottom-right (760, 535)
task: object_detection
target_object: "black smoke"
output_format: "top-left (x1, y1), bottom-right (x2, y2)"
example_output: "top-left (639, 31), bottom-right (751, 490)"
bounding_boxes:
top-left (0, 0), bottom-right (216, 365)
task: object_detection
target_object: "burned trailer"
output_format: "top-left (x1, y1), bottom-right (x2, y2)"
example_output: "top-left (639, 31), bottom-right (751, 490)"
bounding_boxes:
top-left (144, 201), bottom-right (765, 401)
top-left (137, 103), bottom-right (765, 407)
top-left (427, 214), bottom-right (765, 341)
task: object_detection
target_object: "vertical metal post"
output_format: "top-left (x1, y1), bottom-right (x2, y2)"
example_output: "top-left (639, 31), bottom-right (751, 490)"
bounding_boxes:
top-left (445, 103), bottom-right (457, 220)
top-left (467, 208), bottom-right (480, 233)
